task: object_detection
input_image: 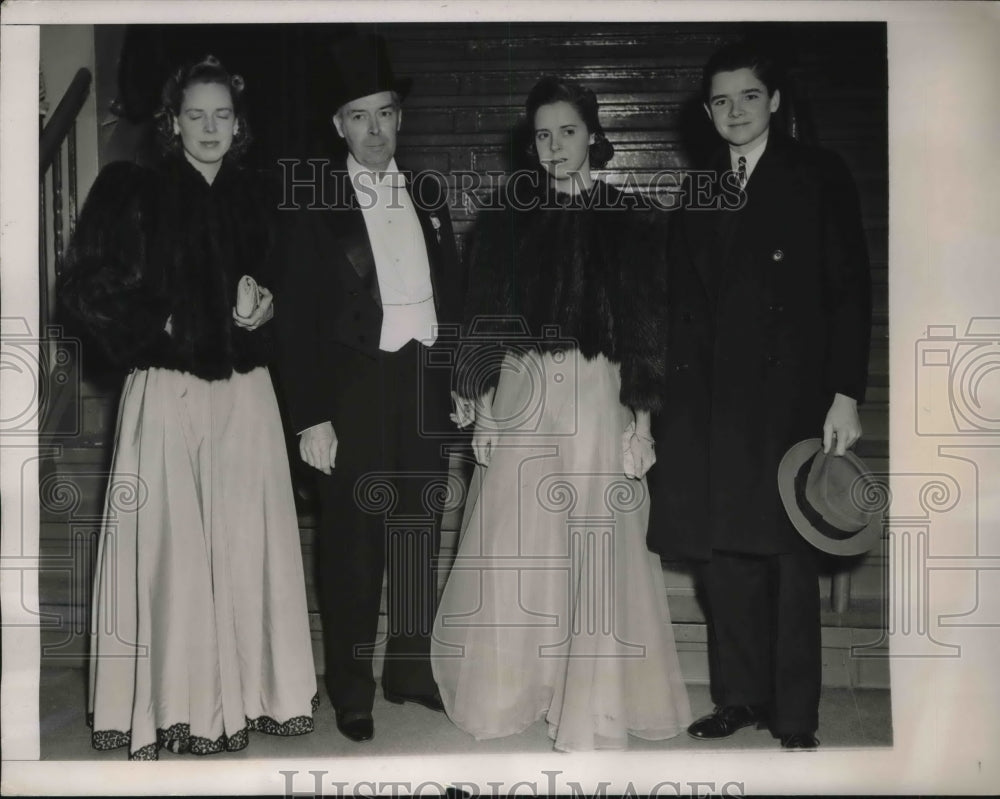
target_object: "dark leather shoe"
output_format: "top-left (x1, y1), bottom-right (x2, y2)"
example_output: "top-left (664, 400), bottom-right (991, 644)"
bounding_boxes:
top-left (780, 732), bottom-right (820, 750)
top-left (335, 709), bottom-right (374, 742)
top-left (687, 705), bottom-right (767, 739)
top-left (383, 687), bottom-right (445, 712)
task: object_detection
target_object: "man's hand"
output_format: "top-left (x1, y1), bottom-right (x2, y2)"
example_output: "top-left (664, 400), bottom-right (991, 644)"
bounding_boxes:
top-left (300, 421), bottom-right (338, 475)
top-left (233, 286), bottom-right (275, 331)
top-left (823, 392), bottom-right (862, 456)
top-left (449, 391), bottom-right (476, 428)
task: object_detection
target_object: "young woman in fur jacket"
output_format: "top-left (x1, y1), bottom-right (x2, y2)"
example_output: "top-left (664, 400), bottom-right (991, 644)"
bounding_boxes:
top-left (431, 77), bottom-right (691, 751)
top-left (60, 56), bottom-right (316, 760)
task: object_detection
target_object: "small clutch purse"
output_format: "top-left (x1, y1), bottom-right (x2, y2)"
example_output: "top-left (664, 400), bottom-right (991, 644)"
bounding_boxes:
top-left (235, 275), bottom-right (261, 318)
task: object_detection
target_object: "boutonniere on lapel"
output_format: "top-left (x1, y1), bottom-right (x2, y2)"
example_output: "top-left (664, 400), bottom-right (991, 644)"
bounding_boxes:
top-left (429, 213), bottom-right (442, 244)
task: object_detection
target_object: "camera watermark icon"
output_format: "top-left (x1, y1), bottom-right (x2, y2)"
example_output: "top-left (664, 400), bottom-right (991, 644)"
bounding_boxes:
top-left (865, 319), bottom-right (1000, 661)
top-left (916, 316), bottom-right (1000, 435)
top-left (854, 449), bottom-right (1000, 660)
top-left (0, 317), bottom-right (81, 437)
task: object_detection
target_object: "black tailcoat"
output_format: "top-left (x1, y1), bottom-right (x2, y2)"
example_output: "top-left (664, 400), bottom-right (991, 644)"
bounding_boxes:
top-left (649, 133), bottom-right (872, 560)
top-left (273, 160), bottom-right (462, 711)
top-left (274, 164), bottom-right (463, 438)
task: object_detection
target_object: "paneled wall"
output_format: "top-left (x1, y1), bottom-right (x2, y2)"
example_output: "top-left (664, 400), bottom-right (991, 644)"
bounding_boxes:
top-left (383, 23), bottom-right (886, 294)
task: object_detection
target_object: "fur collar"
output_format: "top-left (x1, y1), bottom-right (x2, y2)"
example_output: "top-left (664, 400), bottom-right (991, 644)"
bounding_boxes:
top-left (60, 154), bottom-right (278, 379)
top-left (457, 179), bottom-right (668, 411)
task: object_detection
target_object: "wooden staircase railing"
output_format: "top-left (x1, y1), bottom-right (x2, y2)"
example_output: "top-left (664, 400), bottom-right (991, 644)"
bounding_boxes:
top-left (39, 67), bottom-right (91, 438)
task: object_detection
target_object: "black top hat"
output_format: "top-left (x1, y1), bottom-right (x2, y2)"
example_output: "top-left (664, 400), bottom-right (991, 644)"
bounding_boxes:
top-left (326, 34), bottom-right (412, 113)
top-left (777, 438), bottom-right (884, 556)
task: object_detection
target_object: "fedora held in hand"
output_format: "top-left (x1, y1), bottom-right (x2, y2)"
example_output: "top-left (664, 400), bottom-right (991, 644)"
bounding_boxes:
top-left (777, 438), bottom-right (884, 556)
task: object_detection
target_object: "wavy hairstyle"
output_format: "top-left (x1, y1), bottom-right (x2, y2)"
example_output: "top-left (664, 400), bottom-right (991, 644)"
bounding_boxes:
top-left (524, 77), bottom-right (614, 169)
top-left (154, 55), bottom-right (252, 160)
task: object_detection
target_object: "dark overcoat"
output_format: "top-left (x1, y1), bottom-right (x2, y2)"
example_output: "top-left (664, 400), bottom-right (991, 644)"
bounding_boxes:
top-left (648, 133), bottom-right (871, 559)
top-left (273, 161), bottom-right (463, 439)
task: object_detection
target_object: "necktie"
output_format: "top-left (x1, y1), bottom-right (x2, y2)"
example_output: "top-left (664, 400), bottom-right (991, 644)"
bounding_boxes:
top-left (738, 155), bottom-right (747, 189)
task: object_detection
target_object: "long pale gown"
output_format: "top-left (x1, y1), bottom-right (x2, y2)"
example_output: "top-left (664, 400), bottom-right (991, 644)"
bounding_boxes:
top-left (432, 347), bottom-right (692, 751)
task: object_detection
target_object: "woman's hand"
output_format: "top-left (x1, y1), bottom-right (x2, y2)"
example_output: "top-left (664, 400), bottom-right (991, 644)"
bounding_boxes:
top-left (232, 286), bottom-right (274, 331)
top-left (623, 414), bottom-right (656, 479)
top-left (471, 389), bottom-right (498, 466)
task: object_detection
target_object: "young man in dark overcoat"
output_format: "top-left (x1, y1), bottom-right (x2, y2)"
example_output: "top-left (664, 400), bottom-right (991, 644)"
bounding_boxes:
top-left (648, 40), bottom-right (872, 749)
top-left (273, 34), bottom-right (463, 743)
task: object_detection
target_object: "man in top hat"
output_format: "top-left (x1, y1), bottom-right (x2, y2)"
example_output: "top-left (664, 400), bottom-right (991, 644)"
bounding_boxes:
top-left (648, 40), bottom-right (872, 749)
top-left (274, 33), bottom-right (463, 743)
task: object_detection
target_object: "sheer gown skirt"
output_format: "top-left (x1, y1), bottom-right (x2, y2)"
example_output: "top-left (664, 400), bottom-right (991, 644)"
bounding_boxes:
top-left (87, 366), bottom-right (317, 759)
top-left (432, 350), bottom-right (691, 751)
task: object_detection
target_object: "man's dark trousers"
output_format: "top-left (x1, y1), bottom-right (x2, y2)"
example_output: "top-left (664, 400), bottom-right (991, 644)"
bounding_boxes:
top-left (698, 535), bottom-right (822, 735)
top-left (314, 339), bottom-right (452, 713)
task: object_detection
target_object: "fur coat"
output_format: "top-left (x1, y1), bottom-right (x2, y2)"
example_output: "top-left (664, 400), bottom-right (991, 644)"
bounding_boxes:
top-left (60, 154), bottom-right (277, 380)
top-left (455, 179), bottom-right (668, 412)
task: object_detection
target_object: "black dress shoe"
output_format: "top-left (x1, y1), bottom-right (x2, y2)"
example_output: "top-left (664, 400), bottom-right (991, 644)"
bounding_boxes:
top-left (780, 732), bottom-right (820, 750)
top-left (335, 709), bottom-right (374, 742)
top-left (383, 687), bottom-right (445, 712)
top-left (687, 705), bottom-right (767, 739)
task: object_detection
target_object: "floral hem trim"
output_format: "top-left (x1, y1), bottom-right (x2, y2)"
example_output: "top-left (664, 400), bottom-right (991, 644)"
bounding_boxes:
top-left (87, 693), bottom-right (320, 760)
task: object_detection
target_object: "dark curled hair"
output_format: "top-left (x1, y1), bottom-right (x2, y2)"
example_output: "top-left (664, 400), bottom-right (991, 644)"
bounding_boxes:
top-left (154, 55), bottom-right (252, 160)
top-left (525, 77), bottom-right (614, 169)
top-left (701, 40), bottom-right (784, 103)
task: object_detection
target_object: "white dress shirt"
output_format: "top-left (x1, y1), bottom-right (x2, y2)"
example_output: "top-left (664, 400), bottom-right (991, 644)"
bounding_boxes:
top-left (347, 154), bottom-right (438, 352)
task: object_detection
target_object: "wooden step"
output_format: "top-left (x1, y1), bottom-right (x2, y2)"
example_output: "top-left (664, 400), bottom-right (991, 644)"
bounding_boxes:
top-left (38, 535), bottom-right (888, 615)
top-left (38, 604), bottom-right (888, 690)
top-left (40, 528), bottom-right (888, 688)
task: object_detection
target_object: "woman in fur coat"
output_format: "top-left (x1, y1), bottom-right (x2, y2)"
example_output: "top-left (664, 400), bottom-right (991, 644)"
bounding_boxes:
top-left (431, 77), bottom-right (691, 751)
top-left (60, 56), bottom-right (317, 760)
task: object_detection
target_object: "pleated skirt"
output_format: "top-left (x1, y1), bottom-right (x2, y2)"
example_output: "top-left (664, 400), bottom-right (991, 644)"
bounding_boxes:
top-left (87, 366), bottom-right (317, 759)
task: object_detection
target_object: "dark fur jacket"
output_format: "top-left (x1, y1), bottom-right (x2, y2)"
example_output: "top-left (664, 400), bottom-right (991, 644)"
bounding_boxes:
top-left (455, 179), bottom-right (668, 412)
top-left (59, 154), bottom-right (277, 380)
